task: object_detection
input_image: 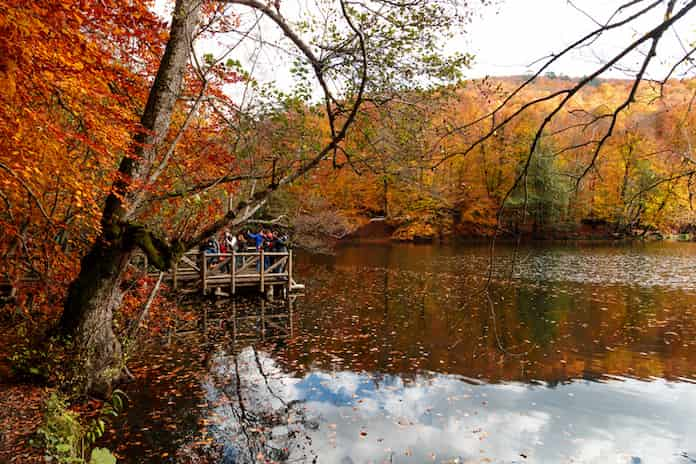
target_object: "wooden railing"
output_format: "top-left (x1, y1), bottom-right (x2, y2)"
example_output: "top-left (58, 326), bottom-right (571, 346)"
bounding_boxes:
top-left (149, 249), bottom-right (300, 296)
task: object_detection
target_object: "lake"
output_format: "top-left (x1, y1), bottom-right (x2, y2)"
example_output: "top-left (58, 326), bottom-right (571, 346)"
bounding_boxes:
top-left (107, 242), bottom-right (696, 463)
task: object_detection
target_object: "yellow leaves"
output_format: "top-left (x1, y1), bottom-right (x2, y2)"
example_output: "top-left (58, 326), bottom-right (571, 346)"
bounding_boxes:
top-left (292, 77), bottom-right (696, 239)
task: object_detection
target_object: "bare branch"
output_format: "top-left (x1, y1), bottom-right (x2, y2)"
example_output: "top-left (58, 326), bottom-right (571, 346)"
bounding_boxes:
top-left (182, 0), bottom-right (369, 249)
top-left (430, 0), bottom-right (665, 155)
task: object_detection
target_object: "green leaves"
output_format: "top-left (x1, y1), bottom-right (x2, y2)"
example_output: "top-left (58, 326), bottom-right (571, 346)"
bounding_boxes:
top-left (89, 448), bottom-right (116, 464)
top-left (35, 389), bottom-right (125, 463)
top-left (36, 393), bottom-right (83, 463)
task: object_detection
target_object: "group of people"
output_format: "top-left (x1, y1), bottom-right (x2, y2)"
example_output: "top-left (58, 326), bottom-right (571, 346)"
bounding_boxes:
top-left (202, 227), bottom-right (289, 272)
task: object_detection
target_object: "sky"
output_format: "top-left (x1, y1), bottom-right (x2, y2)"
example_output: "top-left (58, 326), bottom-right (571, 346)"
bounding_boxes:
top-left (463, 0), bottom-right (696, 79)
top-left (154, 0), bottom-right (696, 94)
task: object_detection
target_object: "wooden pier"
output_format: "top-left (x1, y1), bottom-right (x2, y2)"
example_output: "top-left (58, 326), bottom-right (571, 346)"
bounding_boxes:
top-left (145, 249), bottom-right (304, 297)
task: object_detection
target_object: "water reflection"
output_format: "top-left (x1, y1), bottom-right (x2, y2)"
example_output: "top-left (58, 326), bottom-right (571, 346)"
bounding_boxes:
top-left (204, 347), bottom-right (696, 464)
top-left (203, 347), bottom-right (312, 463)
top-left (290, 243), bottom-right (696, 383)
top-left (111, 242), bottom-right (696, 463)
top-left (306, 242), bottom-right (696, 289)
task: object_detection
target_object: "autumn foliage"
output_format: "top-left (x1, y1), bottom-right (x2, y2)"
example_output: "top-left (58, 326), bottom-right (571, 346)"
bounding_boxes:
top-left (0, 0), bottom-right (167, 316)
top-left (288, 77), bottom-right (696, 241)
top-left (0, 0), bottom-right (243, 320)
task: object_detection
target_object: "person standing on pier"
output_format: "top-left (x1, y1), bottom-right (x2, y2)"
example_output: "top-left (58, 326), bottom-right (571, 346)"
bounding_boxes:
top-left (235, 232), bottom-right (247, 268)
top-left (247, 228), bottom-right (265, 250)
top-left (247, 228), bottom-right (266, 271)
top-left (202, 236), bottom-right (219, 267)
top-left (222, 229), bottom-right (236, 272)
top-left (236, 232), bottom-right (248, 251)
top-left (272, 230), bottom-right (288, 273)
top-left (224, 229), bottom-right (236, 253)
top-left (262, 229), bottom-right (274, 270)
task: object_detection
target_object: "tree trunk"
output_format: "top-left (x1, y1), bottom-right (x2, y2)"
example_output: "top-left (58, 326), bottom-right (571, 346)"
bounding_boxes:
top-left (60, 241), bottom-right (132, 397)
top-left (59, 0), bottom-right (201, 396)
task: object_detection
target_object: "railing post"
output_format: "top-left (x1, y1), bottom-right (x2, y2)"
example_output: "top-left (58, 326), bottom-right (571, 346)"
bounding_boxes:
top-left (287, 250), bottom-right (293, 296)
top-left (231, 250), bottom-right (236, 295)
top-left (260, 248), bottom-right (265, 293)
top-left (201, 252), bottom-right (207, 295)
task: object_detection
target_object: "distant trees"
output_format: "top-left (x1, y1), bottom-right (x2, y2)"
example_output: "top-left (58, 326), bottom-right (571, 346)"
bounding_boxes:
top-left (288, 76), bottom-right (696, 239)
top-left (446, 0), bottom-right (696, 236)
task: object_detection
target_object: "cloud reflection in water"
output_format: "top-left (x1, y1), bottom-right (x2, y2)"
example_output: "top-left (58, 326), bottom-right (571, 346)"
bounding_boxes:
top-left (202, 347), bottom-right (696, 463)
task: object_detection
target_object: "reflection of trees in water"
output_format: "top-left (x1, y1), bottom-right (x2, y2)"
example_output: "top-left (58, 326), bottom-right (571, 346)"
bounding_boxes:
top-left (204, 346), bottom-right (316, 463)
top-left (513, 286), bottom-right (561, 348)
top-left (231, 247), bottom-right (696, 382)
top-left (288, 257), bottom-right (696, 382)
top-left (620, 286), bottom-right (655, 334)
top-left (169, 297), bottom-right (312, 462)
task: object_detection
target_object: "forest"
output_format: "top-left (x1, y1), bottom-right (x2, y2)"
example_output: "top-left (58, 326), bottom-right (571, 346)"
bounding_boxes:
top-left (285, 76), bottom-right (696, 242)
top-left (1, 0), bottom-right (696, 462)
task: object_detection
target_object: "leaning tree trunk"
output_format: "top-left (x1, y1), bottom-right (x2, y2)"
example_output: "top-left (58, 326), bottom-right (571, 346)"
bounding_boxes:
top-left (60, 240), bottom-right (133, 396)
top-left (59, 0), bottom-right (201, 397)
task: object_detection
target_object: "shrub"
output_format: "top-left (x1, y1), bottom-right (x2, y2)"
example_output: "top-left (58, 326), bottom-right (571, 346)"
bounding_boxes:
top-left (35, 391), bottom-right (123, 463)
top-left (36, 393), bottom-right (82, 462)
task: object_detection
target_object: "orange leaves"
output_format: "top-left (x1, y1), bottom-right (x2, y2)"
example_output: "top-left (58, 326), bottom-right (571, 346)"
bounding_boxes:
top-left (0, 59), bottom-right (17, 98)
top-left (0, 0), bottom-right (169, 318)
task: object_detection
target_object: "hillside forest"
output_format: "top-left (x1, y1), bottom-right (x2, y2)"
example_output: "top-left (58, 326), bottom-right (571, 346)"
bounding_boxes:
top-left (284, 76), bottom-right (696, 242)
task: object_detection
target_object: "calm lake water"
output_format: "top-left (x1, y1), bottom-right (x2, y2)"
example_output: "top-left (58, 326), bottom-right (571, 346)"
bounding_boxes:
top-left (108, 242), bottom-right (696, 463)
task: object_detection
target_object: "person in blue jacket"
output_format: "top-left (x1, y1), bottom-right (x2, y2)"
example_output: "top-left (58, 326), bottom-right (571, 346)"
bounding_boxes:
top-left (247, 228), bottom-right (265, 250)
top-left (247, 228), bottom-right (265, 271)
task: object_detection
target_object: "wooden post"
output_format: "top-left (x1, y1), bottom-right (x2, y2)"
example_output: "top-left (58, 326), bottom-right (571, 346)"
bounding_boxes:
top-left (231, 250), bottom-right (236, 295)
top-left (201, 252), bottom-right (207, 295)
top-left (287, 249), bottom-right (293, 295)
top-left (260, 248), bottom-right (265, 294)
